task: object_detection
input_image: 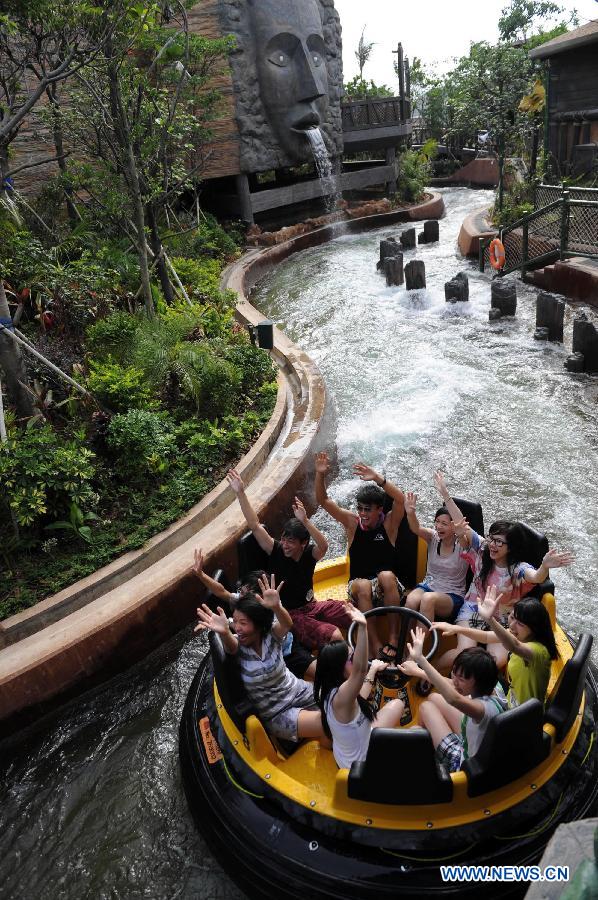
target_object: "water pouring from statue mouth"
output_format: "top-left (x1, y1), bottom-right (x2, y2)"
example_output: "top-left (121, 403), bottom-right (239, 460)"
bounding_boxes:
top-left (304, 125), bottom-right (340, 212)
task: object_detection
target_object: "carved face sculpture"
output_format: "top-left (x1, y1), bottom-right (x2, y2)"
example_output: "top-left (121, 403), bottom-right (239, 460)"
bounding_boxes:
top-left (249, 0), bottom-right (329, 161)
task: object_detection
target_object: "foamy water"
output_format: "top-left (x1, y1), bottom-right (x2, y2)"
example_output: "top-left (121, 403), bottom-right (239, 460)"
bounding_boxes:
top-left (253, 187), bottom-right (598, 642)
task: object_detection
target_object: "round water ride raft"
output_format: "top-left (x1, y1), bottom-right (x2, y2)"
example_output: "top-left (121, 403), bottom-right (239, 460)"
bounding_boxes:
top-left (179, 513), bottom-right (598, 899)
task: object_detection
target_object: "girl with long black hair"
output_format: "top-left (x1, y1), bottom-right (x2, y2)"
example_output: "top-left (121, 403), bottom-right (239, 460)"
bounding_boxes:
top-left (314, 605), bottom-right (404, 769)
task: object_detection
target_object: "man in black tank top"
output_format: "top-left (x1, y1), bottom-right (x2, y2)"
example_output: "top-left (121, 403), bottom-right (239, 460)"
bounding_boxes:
top-left (315, 453), bottom-right (405, 660)
top-left (226, 469), bottom-right (352, 651)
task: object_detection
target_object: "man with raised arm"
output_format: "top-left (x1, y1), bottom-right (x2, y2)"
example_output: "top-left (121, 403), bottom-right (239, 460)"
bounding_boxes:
top-left (226, 469), bottom-right (351, 652)
top-left (314, 452), bottom-right (405, 660)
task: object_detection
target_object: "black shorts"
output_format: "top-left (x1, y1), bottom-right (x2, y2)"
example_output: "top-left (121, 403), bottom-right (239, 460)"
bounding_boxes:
top-left (284, 637), bottom-right (315, 678)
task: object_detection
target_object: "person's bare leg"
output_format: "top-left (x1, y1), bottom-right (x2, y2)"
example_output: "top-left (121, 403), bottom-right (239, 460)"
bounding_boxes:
top-left (302, 660), bottom-right (317, 682)
top-left (297, 709), bottom-right (331, 747)
top-left (419, 591), bottom-right (454, 623)
top-left (378, 570), bottom-right (401, 646)
top-left (373, 698), bottom-right (404, 729)
top-left (351, 579), bottom-right (380, 654)
top-left (419, 697), bottom-right (461, 746)
top-left (405, 588), bottom-right (424, 612)
top-left (487, 641), bottom-right (508, 669)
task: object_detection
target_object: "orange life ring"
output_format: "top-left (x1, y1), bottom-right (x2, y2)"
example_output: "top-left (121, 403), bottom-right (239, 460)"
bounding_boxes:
top-left (489, 238), bottom-right (506, 270)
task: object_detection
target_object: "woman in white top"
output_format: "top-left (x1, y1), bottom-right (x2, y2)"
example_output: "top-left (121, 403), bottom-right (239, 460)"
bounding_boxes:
top-left (314, 605), bottom-right (404, 769)
top-left (404, 492), bottom-right (470, 623)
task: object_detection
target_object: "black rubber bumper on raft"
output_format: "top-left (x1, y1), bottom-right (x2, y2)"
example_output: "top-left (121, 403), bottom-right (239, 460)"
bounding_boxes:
top-left (179, 653), bottom-right (598, 900)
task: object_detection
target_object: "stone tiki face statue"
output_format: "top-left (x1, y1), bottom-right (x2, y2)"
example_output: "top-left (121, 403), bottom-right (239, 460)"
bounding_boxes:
top-left (248, 0), bottom-right (329, 161)
top-left (217, 0), bottom-right (342, 171)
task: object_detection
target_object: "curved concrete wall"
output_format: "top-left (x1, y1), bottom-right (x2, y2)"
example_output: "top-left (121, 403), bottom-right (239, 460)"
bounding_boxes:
top-left (0, 192), bottom-right (444, 735)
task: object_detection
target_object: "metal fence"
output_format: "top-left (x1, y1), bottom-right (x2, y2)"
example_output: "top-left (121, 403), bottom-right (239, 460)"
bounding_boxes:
top-left (535, 183), bottom-right (598, 210)
top-left (480, 191), bottom-right (598, 275)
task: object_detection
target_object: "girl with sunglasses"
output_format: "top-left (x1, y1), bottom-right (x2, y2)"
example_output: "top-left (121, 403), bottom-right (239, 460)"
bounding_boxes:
top-left (433, 472), bottom-right (573, 670)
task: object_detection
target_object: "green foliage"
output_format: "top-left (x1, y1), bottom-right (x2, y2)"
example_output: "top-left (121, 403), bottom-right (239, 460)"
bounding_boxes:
top-left (221, 339), bottom-right (277, 397)
top-left (343, 76), bottom-right (393, 100)
top-left (87, 359), bottom-right (153, 412)
top-left (498, 0), bottom-right (575, 43)
top-left (395, 147), bottom-right (433, 203)
top-left (170, 255), bottom-right (222, 302)
top-left (0, 424), bottom-right (96, 527)
top-left (107, 409), bottom-right (177, 478)
top-left (166, 213), bottom-right (242, 262)
top-left (86, 311), bottom-right (140, 362)
top-left (493, 177), bottom-right (535, 226)
top-left (185, 413), bottom-right (262, 472)
top-left (45, 502), bottom-right (100, 543)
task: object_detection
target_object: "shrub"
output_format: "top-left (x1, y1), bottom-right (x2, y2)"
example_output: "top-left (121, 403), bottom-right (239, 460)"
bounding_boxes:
top-left (185, 413), bottom-right (262, 472)
top-left (167, 213), bottom-right (242, 262)
top-left (86, 311), bottom-right (140, 362)
top-left (221, 339), bottom-right (277, 396)
top-left (87, 359), bottom-right (153, 411)
top-left (395, 143), bottom-right (435, 202)
top-left (107, 409), bottom-right (177, 477)
top-left (170, 256), bottom-right (222, 302)
top-left (0, 424), bottom-right (96, 527)
top-left (174, 342), bottom-right (242, 417)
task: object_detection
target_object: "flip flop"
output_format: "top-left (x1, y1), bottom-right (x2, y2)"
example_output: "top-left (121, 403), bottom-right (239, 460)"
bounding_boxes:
top-left (377, 642), bottom-right (399, 663)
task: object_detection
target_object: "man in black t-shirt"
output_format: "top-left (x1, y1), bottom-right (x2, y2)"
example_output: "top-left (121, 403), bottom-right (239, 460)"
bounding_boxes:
top-left (227, 468), bottom-right (351, 651)
top-left (315, 453), bottom-right (405, 660)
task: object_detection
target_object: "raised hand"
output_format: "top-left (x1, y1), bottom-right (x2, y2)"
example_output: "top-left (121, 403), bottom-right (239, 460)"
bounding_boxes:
top-left (292, 496), bottom-right (308, 524)
top-left (192, 547), bottom-right (205, 579)
top-left (226, 468), bottom-right (245, 494)
top-left (347, 604), bottom-right (368, 627)
top-left (452, 516), bottom-right (469, 538)
top-left (194, 603), bottom-right (230, 635)
top-left (542, 549), bottom-right (575, 569)
top-left (353, 462), bottom-right (379, 483)
top-left (478, 584), bottom-right (503, 622)
top-left (433, 470), bottom-right (449, 499)
top-left (315, 451), bottom-right (330, 476)
top-left (407, 625), bottom-right (426, 661)
top-left (257, 573), bottom-right (284, 609)
top-left (405, 491), bottom-right (417, 514)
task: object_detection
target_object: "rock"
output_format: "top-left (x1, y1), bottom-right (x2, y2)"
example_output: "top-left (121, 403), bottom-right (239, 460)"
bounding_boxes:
top-left (400, 227), bottom-right (416, 249)
top-left (565, 352), bottom-right (585, 372)
top-left (489, 307), bottom-right (503, 321)
top-left (405, 259), bottom-right (426, 290)
top-left (423, 220), bottom-right (439, 243)
top-left (536, 292), bottom-right (565, 342)
top-left (417, 232), bottom-right (427, 244)
top-left (384, 254), bottom-right (404, 286)
top-left (534, 327), bottom-right (550, 341)
top-left (445, 272), bottom-right (469, 303)
top-left (572, 314), bottom-right (598, 373)
top-left (491, 279), bottom-right (517, 316)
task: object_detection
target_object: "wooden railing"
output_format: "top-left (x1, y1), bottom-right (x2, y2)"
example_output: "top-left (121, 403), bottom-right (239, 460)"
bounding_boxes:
top-left (341, 96), bottom-right (412, 132)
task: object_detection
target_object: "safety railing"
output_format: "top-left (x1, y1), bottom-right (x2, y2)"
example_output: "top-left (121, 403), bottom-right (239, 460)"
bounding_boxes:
top-left (479, 192), bottom-right (598, 276)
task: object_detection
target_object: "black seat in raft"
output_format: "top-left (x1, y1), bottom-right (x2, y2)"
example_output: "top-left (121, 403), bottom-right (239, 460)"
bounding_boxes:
top-left (237, 531), bottom-right (270, 581)
top-left (348, 727), bottom-right (454, 805)
top-left (544, 632), bottom-right (594, 743)
top-left (209, 631), bottom-right (256, 736)
top-left (511, 522), bottom-right (554, 599)
top-left (462, 699), bottom-right (551, 797)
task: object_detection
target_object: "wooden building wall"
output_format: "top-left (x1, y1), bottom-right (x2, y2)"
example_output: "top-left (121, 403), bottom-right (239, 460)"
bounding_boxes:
top-left (547, 45), bottom-right (598, 168)
top-left (9, 2), bottom-right (241, 197)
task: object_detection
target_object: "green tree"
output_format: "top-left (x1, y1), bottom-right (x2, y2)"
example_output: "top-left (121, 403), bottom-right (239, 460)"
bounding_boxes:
top-left (64, 1), bottom-right (231, 315)
top-left (498, 0), bottom-right (576, 43)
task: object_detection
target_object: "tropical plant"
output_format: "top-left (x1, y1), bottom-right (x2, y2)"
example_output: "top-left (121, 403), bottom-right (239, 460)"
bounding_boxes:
top-left (44, 501), bottom-right (100, 543)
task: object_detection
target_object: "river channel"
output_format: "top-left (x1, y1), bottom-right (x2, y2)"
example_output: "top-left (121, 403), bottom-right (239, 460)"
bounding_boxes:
top-left (1, 187), bottom-right (596, 900)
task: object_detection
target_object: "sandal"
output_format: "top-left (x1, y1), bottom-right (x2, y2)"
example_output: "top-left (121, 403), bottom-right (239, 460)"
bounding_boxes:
top-left (377, 642), bottom-right (399, 663)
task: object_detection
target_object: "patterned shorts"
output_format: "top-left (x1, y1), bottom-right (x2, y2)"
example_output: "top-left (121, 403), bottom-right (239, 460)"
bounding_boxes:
top-left (455, 600), bottom-right (509, 631)
top-left (436, 732), bottom-right (463, 772)
top-left (263, 682), bottom-right (318, 743)
top-left (347, 575), bottom-right (405, 608)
